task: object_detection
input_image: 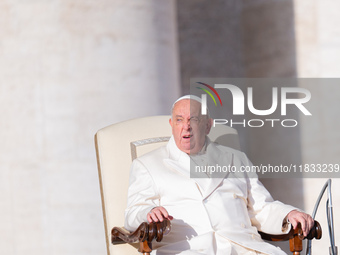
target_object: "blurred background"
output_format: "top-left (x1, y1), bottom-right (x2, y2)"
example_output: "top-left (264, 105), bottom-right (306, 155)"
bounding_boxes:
top-left (1, 0), bottom-right (339, 254)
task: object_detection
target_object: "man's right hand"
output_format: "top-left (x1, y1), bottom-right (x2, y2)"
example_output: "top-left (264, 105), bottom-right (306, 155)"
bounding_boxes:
top-left (147, 206), bottom-right (173, 223)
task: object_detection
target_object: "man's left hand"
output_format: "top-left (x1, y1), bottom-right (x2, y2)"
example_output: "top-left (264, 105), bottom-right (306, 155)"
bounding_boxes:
top-left (287, 210), bottom-right (314, 237)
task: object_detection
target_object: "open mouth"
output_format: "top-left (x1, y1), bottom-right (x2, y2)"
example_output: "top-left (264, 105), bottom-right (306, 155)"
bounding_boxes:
top-left (183, 135), bottom-right (192, 139)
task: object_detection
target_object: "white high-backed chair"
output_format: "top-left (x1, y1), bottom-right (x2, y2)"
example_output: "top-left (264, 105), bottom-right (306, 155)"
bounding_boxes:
top-left (95, 115), bottom-right (240, 255)
top-left (95, 115), bottom-right (321, 255)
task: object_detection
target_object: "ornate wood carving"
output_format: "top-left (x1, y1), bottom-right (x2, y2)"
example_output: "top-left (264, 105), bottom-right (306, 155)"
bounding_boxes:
top-left (112, 219), bottom-right (321, 255)
top-left (259, 220), bottom-right (322, 255)
top-left (111, 220), bottom-right (171, 254)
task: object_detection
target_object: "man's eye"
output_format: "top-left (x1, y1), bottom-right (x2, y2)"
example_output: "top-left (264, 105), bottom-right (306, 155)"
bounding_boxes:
top-left (177, 118), bottom-right (183, 122)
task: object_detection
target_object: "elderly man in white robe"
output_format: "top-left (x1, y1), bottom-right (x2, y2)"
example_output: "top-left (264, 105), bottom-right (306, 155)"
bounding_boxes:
top-left (124, 96), bottom-right (314, 255)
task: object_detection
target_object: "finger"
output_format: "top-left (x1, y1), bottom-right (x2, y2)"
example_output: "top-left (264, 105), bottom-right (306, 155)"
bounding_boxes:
top-left (150, 212), bottom-right (160, 222)
top-left (154, 209), bottom-right (164, 222)
top-left (147, 213), bottom-right (152, 223)
top-left (309, 216), bottom-right (314, 228)
top-left (299, 218), bottom-right (307, 236)
top-left (159, 207), bottom-right (169, 218)
top-left (159, 207), bottom-right (173, 220)
top-left (148, 212), bottom-right (157, 222)
top-left (307, 216), bottom-right (314, 234)
top-left (304, 218), bottom-right (310, 235)
top-left (289, 217), bottom-right (298, 230)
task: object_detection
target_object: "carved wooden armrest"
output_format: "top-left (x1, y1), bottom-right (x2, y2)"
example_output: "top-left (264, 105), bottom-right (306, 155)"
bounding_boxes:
top-left (259, 220), bottom-right (322, 255)
top-left (111, 220), bottom-right (171, 255)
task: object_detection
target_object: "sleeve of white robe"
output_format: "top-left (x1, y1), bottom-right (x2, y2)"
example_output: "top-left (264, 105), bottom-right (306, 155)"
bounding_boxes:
top-left (241, 153), bottom-right (297, 235)
top-left (124, 159), bottom-right (160, 231)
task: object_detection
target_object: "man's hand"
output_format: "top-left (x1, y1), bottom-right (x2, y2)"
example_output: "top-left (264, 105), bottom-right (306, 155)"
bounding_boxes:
top-left (147, 206), bottom-right (173, 223)
top-left (287, 210), bottom-right (314, 237)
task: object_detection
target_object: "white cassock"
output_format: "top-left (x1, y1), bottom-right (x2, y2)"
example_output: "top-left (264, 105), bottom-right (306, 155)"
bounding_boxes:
top-left (124, 136), bottom-right (296, 255)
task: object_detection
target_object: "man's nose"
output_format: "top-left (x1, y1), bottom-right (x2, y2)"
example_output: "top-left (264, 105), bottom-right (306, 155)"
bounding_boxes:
top-left (183, 120), bottom-right (191, 130)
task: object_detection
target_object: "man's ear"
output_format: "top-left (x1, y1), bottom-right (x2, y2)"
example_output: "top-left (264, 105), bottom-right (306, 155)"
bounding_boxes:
top-left (206, 118), bottom-right (213, 134)
top-left (169, 118), bottom-right (173, 127)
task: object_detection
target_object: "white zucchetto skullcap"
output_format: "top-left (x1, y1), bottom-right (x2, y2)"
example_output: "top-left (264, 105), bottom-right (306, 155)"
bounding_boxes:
top-left (172, 95), bottom-right (202, 109)
top-left (171, 95), bottom-right (210, 117)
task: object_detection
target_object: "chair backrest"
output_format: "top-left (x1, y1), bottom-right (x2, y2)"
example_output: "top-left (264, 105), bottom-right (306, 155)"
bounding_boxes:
top-left (95, 115), bottom-right (240, 255)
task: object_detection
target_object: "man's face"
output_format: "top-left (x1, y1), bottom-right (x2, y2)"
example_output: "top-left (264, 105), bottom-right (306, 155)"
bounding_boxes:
top-left (169, 99), bottom-right (212, 155)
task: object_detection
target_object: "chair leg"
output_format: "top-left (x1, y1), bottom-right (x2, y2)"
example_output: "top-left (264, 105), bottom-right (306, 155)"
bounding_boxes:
top-left (139, 240), bottom-right (152, 254)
